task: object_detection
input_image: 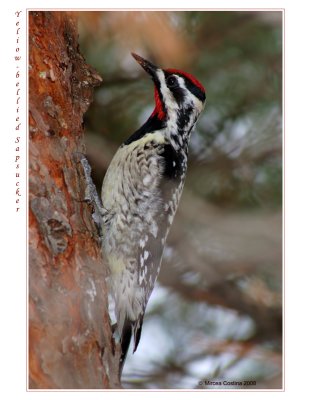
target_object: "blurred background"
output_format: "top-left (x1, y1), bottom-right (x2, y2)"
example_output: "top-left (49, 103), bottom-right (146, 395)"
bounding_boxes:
top-left (77, 11), bottom-right (282, 389)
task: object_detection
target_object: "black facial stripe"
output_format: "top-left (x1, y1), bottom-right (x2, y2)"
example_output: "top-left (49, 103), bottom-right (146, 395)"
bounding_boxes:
top-left (171, 87), bottom-right (186, 105)
top-left (184, 78), bottom-right (206, 102)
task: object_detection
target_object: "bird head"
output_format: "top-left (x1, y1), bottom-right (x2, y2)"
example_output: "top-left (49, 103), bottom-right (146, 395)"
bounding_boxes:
top-left (131, 53), bottom-right (206, 123)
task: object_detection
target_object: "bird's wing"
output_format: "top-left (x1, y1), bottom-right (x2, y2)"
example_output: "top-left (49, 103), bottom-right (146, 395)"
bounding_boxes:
top-left (132, 142), bottom-right (186, 349)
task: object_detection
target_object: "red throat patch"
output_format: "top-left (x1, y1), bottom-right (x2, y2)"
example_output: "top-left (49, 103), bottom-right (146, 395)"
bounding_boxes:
top-left (151, 87), bottom-right (166, 120)
top-left (166, 68), bottom-right (205, 93)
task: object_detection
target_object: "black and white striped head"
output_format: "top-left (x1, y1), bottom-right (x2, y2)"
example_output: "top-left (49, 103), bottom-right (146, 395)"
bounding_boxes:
top-left (131, 53), bottom-right (206, 149)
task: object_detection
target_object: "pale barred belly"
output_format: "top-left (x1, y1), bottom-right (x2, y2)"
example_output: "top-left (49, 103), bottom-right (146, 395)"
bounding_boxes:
top-left (103, 199), bottom-right (161, 264)
top-left (101, 142), bottom-right (163, 276)
top-left (102, 186), bottom-right (163, 323)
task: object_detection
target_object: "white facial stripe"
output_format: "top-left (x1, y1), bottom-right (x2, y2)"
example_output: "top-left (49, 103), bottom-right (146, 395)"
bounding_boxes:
top-left (156, 70), bottom-right (178, 112)
top-left (155, 69), bottom-right (179, 135)
top-left (176, 75), bottom-right (185, 87)
top-left (177, 78), bottom-right (204, 111)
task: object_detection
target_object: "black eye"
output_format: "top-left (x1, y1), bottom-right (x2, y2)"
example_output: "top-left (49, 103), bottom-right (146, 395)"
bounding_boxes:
top-left (166, 75), bottom-right (178, 88)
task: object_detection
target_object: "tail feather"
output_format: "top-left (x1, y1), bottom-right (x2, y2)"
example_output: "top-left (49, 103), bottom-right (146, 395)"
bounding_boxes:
top-left (119, 319), bottom-right (132, 375)
top-left (133, 315), bottom-right (143, 353)
top-left (119, 315), bottom-right (144, 375)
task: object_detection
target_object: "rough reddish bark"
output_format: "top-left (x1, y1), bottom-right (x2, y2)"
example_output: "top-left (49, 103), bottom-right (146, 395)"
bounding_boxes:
top-left (28, 11), bottom-right (120, 389)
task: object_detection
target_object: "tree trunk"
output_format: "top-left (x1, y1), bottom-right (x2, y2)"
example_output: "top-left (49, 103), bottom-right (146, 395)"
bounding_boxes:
top-left (28, 11), bottom-right (120, 389)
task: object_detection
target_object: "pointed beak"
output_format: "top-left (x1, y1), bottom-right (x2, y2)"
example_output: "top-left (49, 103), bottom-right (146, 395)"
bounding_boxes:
top-left (131, 53), bottom-right (159, 78)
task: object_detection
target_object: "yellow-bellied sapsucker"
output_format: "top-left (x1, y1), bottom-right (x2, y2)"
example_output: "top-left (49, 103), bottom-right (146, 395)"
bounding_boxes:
top-left (101, 53), bottom-right (206, 371)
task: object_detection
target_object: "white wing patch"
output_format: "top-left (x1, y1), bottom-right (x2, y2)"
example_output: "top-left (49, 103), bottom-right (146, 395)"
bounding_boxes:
top-left (139, 237), bottom-right (146, 248)
top-left (143, 174), bottom-right (152, 186)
